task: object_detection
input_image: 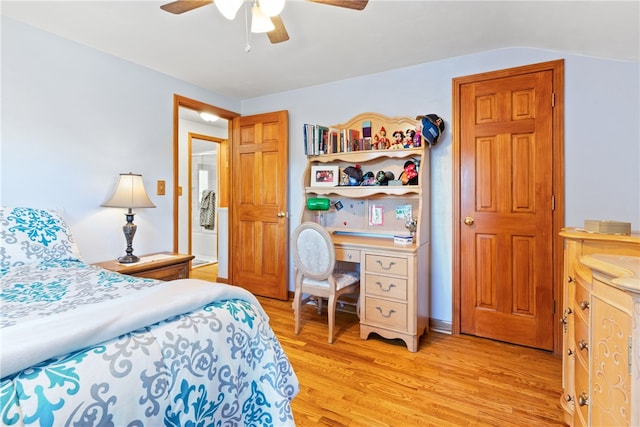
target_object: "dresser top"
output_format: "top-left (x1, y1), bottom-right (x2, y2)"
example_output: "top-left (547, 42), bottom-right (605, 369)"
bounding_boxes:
top-left (581, 253), bottom-right (640, 293)
top-left (560, 227), bottom-right (640, 244)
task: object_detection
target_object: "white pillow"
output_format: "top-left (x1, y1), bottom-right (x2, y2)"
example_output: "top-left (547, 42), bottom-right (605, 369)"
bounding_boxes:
top-left (0, 207), bottom-right (83, 268)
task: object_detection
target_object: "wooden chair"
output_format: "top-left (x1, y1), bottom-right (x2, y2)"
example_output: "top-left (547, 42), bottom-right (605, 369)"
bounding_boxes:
top-left (292, 222), bottom-right (360, 344)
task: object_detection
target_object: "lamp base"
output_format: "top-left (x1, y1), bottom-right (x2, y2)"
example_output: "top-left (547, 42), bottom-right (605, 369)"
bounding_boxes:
top-left (118, 254), bottom-right (140, 264)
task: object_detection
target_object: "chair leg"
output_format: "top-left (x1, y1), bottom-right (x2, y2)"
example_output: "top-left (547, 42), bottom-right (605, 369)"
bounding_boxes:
top-left (293, 290), bottom-right (302, 335)
top-left (328, 294), bottom-right (336, 344)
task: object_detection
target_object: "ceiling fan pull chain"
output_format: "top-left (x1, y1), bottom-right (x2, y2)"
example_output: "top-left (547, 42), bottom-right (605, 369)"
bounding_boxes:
top-left (244, 2), bottom-right (252, 52)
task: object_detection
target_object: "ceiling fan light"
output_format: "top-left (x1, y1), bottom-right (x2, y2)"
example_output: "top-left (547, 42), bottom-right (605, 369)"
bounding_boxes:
top-left (200, 112), bottom-right (220, 122)
top-left (259, 0), bottom-right (285, 17)
top-left (215, 0), bottom-right (243, 20)
top-left (251, 4), bottom-right (275, 33)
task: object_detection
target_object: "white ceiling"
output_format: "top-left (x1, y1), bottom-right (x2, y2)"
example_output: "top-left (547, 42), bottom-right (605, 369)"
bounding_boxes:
top-left (2, 0), bottom-right (639, 100)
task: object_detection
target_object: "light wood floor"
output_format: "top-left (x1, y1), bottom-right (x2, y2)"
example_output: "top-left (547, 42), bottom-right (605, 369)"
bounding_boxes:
top-left (189, 267), bottom-right (566, 426)
top-left (259, 297), bottom-right (566, 427)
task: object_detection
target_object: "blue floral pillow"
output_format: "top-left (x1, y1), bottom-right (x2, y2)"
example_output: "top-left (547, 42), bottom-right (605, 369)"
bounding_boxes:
top-left (0, 207), bottom-right (83, 268)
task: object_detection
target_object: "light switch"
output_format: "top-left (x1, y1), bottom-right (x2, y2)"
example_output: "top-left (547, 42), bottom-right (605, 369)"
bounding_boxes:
top-left (157, 180), bottom-right (165, 195)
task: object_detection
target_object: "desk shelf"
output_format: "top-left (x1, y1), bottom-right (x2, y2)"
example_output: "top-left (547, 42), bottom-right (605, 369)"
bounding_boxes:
top-left (301, 112), bottom-right (430, 351)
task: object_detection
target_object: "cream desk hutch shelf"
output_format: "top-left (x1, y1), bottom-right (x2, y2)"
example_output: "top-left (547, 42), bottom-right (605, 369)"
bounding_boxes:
top-left (559, 228), bottom-right (640, 426)
top-left (301, 112), bottom-right (430, 352)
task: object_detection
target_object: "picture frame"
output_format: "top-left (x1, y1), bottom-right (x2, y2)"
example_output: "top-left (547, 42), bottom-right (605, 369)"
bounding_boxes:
top-left (310, 165), bottom-right (339, 187)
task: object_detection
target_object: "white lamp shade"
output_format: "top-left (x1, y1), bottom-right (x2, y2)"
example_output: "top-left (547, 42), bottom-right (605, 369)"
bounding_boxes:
top-left (215, 0), bottom-right (244, 20)
top-left (251, 4), bottom-right (275, 33)
top-left (259, 0), bottom-right (285, 17)
top-left (102, 173), bottom-right (156, 209)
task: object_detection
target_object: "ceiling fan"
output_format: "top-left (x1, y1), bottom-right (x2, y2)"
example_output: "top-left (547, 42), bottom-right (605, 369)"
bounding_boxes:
top-left (160, 0), bottom-right (368, 44)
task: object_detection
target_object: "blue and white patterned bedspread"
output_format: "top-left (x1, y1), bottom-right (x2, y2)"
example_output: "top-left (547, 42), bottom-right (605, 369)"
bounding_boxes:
top-left (0, 260), bottom-right (299, 426)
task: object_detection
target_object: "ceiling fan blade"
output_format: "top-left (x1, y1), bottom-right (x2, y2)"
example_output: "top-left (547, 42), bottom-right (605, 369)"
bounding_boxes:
top-left (268, 15), bottom-right (290, 44)
top-left (160, 0), bottom-right (213, 14)
top-left (306, 0), bottom-right (368, 11)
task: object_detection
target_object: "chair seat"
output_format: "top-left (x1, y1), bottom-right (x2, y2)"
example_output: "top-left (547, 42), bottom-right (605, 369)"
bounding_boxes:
top-left (302, 271), bottom-right (360, 290)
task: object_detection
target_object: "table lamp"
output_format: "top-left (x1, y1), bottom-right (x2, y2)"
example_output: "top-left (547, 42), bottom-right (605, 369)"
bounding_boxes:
top-left (102, 172), bottom-right (156, 263)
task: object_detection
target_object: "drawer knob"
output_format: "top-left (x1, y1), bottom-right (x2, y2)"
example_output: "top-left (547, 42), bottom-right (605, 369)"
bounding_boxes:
top-left (376, 260), bottom-right (396, 270)
top-left (375, 281), bottom-right (396, 292)
top-left (375, 307), bottom-right (396, 318)
top-left (567, 348), bottom-right (574, 356)
top-left (567, 276), bottom-right (575, 283)
top-left (579, 300), bottom-right (589, 310)
top-left (578, 340), bottom-right (589, 351)
top-left (577, 392), bottom-right (589, 407)
top-left (565, 394), bottom-right (573, 403)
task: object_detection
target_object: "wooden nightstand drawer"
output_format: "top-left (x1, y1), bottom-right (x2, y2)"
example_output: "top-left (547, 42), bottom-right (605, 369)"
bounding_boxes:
top-left (94, 252), bottom-right (194, 281)
top-left (365, 254), bottom-right (407, 276)
top-left (365, 273), bottom-right (407, 300)
top-left (364, 297), bottom-right (407, 330)
top-left (133, 263), bottom-right (189, 281)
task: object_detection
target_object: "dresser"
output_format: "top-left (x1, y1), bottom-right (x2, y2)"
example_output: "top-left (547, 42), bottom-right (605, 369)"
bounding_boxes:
top-left (559, 229), bottom-right (640, 426)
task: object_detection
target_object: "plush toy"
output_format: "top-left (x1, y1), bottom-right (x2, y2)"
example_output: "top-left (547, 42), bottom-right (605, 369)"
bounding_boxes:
top-left (400, 160), bottom-right (418, 185)
top-left (343, 164), bottom-right (363, 186)
top-left (375, 170), bottom-right (395, 186)
top-left (361, 171), bottom-right (376, 186)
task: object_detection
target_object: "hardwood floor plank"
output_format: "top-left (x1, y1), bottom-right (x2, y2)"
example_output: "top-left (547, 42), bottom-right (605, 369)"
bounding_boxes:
top-left (256, 296), bottom-right (566, 426)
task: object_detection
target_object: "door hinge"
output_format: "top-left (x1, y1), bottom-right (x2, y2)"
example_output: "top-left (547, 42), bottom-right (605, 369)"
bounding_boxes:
top-left (552, 299), bottom-right (556, 315)
top-left (552, 92), bottom-right (555, 107)
top-left (630, 336), bottom-right (633, 374)
top-left (551, 195), bottom-right (555, 211)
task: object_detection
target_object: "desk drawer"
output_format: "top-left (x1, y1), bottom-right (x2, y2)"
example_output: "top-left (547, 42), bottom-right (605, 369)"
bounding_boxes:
top-left (365, 254), bottom-right (407, 276)
top-left (335, 248), bottom-right (361, 263)
top-left (364, 297), bottom-right (407, 330)
top-left (365, 274), bottom-right (407, 300)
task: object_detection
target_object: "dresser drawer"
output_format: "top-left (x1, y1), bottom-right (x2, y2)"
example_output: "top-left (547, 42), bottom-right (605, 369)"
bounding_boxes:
top-left (574, 359), bottom-right (589, 425)
top-left (365, 254), bottom-right (407, 276)
top-left (335, 248), bottom-right (361, 263)
top-left (365, 274), bottom-right (407, 300)
top-left (574, 281), bottom-right (590, 317)
top-left (364, 297), bottom-right (407, 330)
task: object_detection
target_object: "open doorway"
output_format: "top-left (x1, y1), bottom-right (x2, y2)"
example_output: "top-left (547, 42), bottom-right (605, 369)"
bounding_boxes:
top-left (172, 95), bottom-right (239, 283)
top-left (190, 135), bottom-right (221, 267)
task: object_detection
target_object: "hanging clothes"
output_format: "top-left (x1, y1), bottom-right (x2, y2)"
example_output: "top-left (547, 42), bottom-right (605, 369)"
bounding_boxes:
top-left (199, 190), bottom-right (216, 230)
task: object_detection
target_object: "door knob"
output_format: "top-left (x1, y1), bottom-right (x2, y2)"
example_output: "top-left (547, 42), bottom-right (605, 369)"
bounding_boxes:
top-left (464, 217), bottom-right (475, 226)
top-left (277, 212), bottom-right (286, 218)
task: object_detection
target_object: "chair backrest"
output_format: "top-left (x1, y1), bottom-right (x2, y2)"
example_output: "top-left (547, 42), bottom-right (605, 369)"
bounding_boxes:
top-left (292, 222), bottom-right (335, 281)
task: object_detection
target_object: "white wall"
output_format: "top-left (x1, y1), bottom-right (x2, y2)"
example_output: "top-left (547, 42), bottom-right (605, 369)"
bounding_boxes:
top-left (1, 17), bottom-right (240, 263)
top-left (242, 49), bottom-right (640, 322)
top-left (3, 17), bottom-right (639, 324)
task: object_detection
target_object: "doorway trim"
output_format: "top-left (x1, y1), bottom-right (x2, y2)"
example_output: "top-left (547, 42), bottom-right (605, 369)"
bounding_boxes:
top-left (451, 60), bottom-right (565, 354)
top-left (172, 94), bottom-right (240, 281)
top-left (188, 132), bottom-right (224, 258)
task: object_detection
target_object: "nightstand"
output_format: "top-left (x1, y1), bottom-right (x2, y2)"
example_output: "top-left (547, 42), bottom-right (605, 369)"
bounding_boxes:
top-left (94, 252), bottom-right (195, 281)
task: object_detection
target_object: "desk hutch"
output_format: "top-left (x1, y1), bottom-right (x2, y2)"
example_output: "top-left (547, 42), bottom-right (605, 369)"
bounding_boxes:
top-left (301, 112), bottom-right (430, 351)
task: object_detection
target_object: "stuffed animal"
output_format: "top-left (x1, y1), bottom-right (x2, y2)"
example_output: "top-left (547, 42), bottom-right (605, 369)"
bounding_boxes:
top-left (343, 164), bottom-right (363, 186)
top-left (400, 160), bottom-right (418, 185)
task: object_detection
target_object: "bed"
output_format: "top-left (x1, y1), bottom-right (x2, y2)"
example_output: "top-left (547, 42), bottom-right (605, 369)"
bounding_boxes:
top-left (0, 207), bottom-right (299, 426)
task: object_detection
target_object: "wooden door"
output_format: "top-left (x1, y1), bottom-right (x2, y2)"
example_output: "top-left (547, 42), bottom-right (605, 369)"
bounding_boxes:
top-left (458, 68), bottom-right (555, 350)
top-left (231, 110), bottom-right (289, 300)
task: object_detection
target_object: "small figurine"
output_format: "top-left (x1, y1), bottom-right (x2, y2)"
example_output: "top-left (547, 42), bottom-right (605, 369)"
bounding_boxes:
top-left (404, 129), bottom-right (415, 148)
top-left (378, 126), bottom-right (390, 149)
top-left (390, 130), bottom-right (404, 149)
